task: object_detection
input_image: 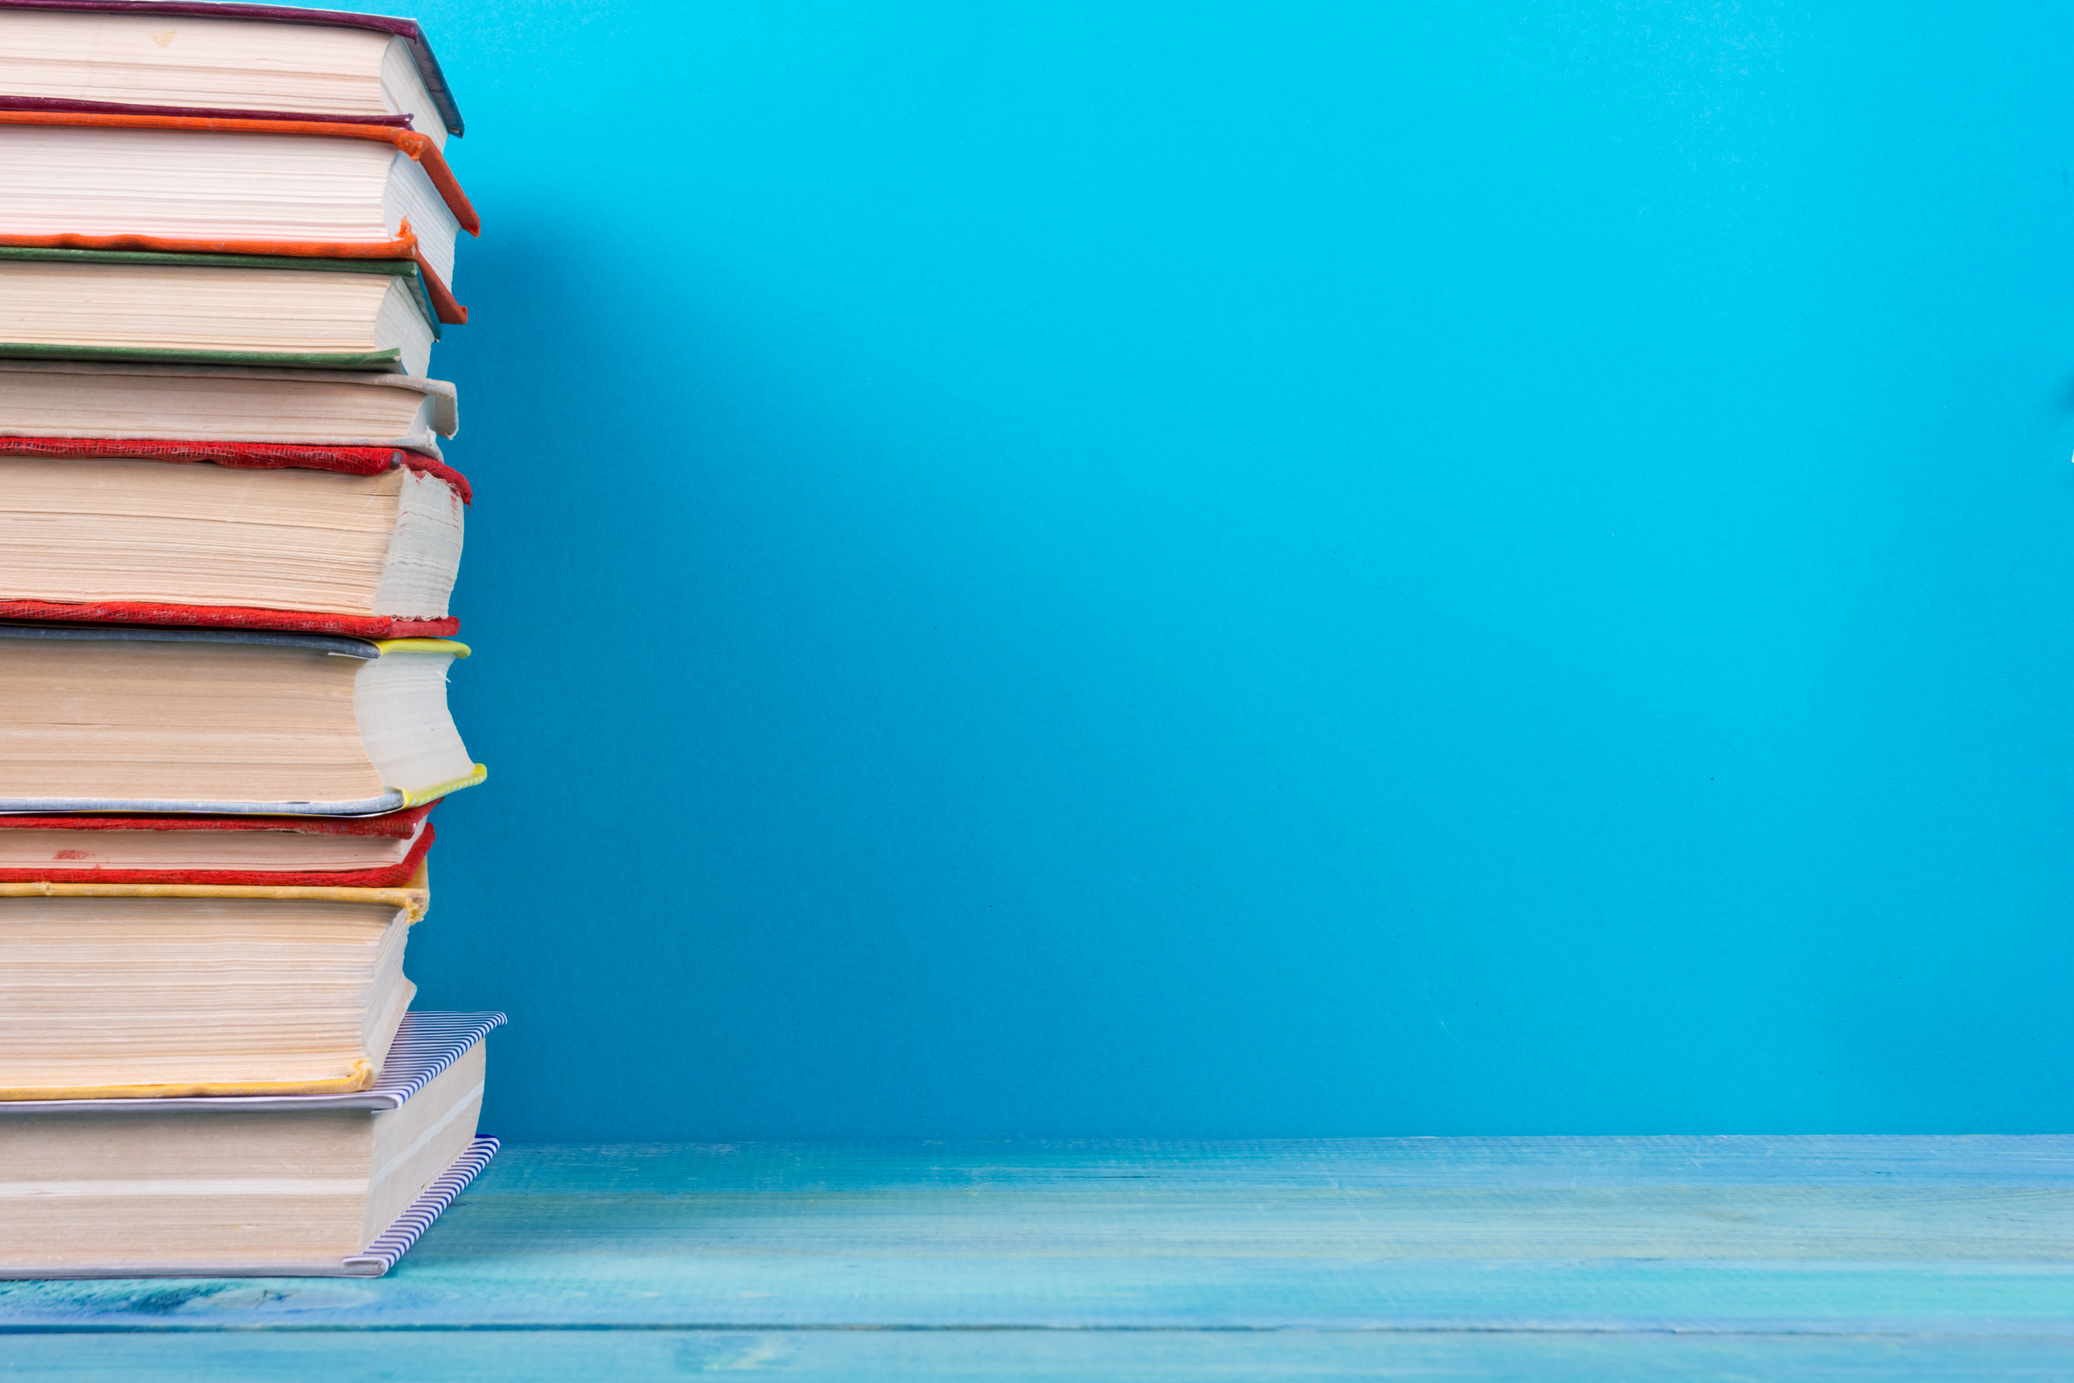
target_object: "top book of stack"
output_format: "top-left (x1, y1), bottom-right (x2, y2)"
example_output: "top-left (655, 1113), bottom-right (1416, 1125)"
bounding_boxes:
top-left (0, 0), bottom-right (464, 134)
top-left (0, 1), bottom-right (478, 374)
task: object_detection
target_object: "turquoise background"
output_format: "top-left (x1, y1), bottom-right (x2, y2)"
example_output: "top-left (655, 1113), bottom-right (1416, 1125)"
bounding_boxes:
top-left (396, 0), bottom-right (2074, 1137)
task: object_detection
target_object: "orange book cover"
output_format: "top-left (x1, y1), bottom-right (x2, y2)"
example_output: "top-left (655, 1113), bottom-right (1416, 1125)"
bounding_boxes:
top-left (0, 109), bottom-right (478, 323)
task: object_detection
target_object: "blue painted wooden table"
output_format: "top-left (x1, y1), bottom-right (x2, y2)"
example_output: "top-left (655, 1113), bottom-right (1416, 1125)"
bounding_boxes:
top-left (3, 1137), bottom-right (2072, 1378)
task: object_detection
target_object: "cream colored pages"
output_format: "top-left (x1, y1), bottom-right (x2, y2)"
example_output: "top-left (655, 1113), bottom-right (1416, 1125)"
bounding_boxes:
top-left (0, 128), bottom-right (395, 237)
top-left (0, 130), bottom-right (461, 288)
top-left (353, 649), bottom-right (476, 792)
top-left (0, 896), bottom-right (409, 1095)
top-left (0, 1018), bottom-right (495, 1272)
top-left (0, 1105), bottom-right (375, 1267)
top-left (0, 638), bottom-right (385, 803)
top-left (0, 11), bottom-right (448, 144)
top-left (0, 455), bottom-right (402, 613)
top-left (0, 363), bottom-right (456, 452)
top-left (0, 262), bottom-right (434, 376)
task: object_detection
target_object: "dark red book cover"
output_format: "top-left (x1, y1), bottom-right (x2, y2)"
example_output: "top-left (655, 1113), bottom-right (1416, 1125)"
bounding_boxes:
top-left (0, 802), bottom-right (437, 887)
top-left (0, 601), bottom-right (457, 638)
top-left (0, 437), bottom-right (472, 503)
top-left (0, 437), bottom-right (469, 637)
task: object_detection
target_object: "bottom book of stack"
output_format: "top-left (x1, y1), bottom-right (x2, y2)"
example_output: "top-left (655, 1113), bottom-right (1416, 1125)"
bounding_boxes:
top-left (0, 1011), bottom-right (503, 1279)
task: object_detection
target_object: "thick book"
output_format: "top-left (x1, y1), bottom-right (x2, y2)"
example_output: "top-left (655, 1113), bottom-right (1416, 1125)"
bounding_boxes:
top-left (0, 360), bottom-right (457, 457)
top-left (0, 110), bottom-right (478, 319)
top-left (0, 443), bottom-right (468, 637)
top-left (0, 624), bottom-right (485, 815)
top-left (0, 246), bottom-right (442, 374)
top-left (0, 0), bottom-right (464, 139)
top-left (0, 867), bottom-right (430, 1098)
top-left (0, 1011), bottom-right (502, 1278)
top-left (0, 801), bottom-right (436, 887)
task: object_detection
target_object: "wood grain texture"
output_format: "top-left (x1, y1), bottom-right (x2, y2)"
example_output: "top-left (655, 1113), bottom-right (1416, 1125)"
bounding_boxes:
top-left (7, 1331), bottom-right (2074, 1382)
top-left (4, 1137), bottom-right (2072, 1376)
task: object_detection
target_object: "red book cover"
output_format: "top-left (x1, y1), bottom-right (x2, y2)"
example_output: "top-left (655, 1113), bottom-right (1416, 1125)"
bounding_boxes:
top-left (0, 436), bottom-right (472, 502)
top-left (0, 802), bottom-right (437, 887)
top-left (0, 602), bottom-right (457, 638)
top-left (0, 436), bottom-right (469, 637)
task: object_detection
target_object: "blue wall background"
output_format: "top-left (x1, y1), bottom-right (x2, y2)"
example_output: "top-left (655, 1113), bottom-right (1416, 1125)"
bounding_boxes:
top-left (391, 0), bottom-right (2074, 1138)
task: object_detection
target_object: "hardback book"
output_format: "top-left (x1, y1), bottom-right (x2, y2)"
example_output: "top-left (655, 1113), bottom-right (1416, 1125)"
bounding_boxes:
top-left (0, 1011), bottom-right (501, 1278)
top-left (0, 870), bottom-right (429, 1098)
top-left (0, 112), bottom-right (477, 316)
top-left (0, 360), bottom-right (457, 456)
top-left (0, 624), bottom-right (485, 815)
top-left (0, 0), bottom-right (463, 143)
top-left (0, 444), bottom-right (468, 637)
top-left (0, 247), bottom-right (441, 374)
top-left (0, 802), bottom-right (436, 887)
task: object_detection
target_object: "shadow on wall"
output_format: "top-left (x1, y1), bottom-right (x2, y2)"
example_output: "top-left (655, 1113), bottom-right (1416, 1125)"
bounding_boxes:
top-left (391, 0), bottom-right (2074, 1142)
top-left (412, 218), bottom-right (1187, 1141)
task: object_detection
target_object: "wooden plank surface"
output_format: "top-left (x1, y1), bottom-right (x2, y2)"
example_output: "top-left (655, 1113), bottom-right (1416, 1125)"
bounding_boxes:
top-left (2, 1137), bottom-right (2071, 1376)
top-left (7, 1330), bottom-right (2074, 1382)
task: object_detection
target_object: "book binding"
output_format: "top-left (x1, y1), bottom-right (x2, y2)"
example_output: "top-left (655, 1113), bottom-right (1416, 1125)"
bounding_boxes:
top-left (344, 1137), bottom-right (498, 1276)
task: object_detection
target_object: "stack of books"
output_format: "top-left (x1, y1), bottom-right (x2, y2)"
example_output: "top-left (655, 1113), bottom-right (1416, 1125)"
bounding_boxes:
top-left (0, 0), bottom-right (502, 1278)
